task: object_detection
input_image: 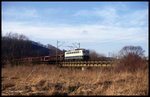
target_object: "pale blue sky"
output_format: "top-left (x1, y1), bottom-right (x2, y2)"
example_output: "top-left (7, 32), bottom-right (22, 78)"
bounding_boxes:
top-left (2, 1), bottom-right (149, 57)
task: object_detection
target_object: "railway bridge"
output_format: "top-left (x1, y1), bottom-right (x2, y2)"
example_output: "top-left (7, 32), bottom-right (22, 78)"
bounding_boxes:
top-left (60, 60), bottom-right (113, 67)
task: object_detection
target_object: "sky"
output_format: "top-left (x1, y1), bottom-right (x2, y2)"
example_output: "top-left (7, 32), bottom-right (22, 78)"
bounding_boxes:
top-left (2, 1), bottom-right (149, 57)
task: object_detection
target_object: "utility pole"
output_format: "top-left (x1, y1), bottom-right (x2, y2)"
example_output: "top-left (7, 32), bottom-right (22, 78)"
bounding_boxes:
top-left (56, 40), bottom-right (65, 65)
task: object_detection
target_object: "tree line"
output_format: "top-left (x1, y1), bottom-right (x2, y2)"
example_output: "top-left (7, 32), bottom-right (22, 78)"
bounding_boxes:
top-left (88, 46), bottom-right (147, 72)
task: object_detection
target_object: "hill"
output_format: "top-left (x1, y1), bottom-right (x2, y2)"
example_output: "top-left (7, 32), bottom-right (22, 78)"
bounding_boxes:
top-left (1, 32), bottom-right (62, 65)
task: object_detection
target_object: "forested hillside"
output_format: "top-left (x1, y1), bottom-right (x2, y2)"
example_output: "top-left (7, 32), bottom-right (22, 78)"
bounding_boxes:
top-left (1, 32), bottom-right (62, 65)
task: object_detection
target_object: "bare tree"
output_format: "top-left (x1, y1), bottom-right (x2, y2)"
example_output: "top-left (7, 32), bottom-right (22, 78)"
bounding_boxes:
top-left (89, 50), bottom-right (105, 60)
top-left (119, 46), bottom-right (145, 58)
top-left (117, 46), bottom-right (145, 72)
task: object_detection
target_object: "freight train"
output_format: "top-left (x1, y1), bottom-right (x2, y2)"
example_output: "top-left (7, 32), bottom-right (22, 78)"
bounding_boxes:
top-left (14, 49), bottom-right (90, 63)
top-left (14, 48), bottom-right (114, 64)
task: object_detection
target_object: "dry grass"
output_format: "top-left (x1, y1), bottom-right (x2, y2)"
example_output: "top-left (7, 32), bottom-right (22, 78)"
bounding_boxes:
top-left (1, 63), bottom-right (149, 96)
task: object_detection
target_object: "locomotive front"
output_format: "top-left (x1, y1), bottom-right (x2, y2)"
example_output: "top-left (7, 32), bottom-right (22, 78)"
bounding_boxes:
top-left (64, 49), bottom-right (89, 61)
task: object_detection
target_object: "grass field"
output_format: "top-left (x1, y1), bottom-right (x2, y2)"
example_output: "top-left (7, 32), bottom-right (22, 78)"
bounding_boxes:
top-left (1, 64), bottom-right (149, 96)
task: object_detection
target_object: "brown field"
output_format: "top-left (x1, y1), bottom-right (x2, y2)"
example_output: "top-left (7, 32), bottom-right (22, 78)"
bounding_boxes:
top-left (1, 64), bottom-right (149, 96)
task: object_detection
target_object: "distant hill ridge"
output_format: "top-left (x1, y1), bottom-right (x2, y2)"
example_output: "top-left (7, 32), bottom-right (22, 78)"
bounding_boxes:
top-left (2, 33), bottom-right (62, 64)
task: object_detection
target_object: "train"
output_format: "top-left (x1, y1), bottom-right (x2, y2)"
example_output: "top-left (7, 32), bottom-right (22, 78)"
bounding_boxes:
top-left (14, 48), bottom-right (90, 63)
top-left (14, 48), bottom-right (114, 65)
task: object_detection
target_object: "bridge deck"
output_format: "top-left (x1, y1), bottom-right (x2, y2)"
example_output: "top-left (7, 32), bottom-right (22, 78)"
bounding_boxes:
top-left (14, 60), bottom-right (114, 67)
top-left (60, 61), bottom-right (113, 67)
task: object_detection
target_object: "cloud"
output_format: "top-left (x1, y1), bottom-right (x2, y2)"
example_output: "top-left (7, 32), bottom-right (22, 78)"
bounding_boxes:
top-left (73, 7), bottom-right (118, 18)
top-left (2, 21), bottom-right (148, 44)
top-left (73, 7), bottom-right (119, 25)
top-left (43, 8), bottom-right (61, 14)
top-left (128, 9), bottom-right (148, 26)
top-left (116, 9), bottom-right (148, 27)
top-left (73, 7), bottom-right (148, 27)
top-left (2, 7), bottom-right (39, 18)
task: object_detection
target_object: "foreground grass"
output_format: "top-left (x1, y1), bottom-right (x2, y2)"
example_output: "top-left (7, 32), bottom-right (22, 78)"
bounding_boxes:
top-left (1, 64), bottom-right (149, 96)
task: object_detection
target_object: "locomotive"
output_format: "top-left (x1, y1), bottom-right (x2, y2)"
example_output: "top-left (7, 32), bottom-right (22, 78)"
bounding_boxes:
top-left (64, 49), bottom-right (89, 61)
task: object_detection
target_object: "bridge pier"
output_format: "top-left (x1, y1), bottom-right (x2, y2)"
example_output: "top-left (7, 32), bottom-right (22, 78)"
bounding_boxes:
top-left (82, 67), bottom-right (85, 71)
